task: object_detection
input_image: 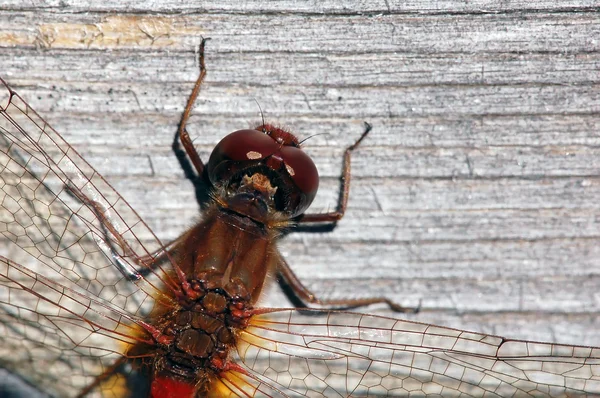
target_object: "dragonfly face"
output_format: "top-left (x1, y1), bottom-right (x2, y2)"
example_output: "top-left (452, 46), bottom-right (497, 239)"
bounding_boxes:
top-left (206, 126), bottom-right (319, 218)
top-left (0, 43), bottom-right (599, 397)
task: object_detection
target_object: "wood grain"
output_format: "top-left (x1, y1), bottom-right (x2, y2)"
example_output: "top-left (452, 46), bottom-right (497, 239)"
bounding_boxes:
top-left (1, 1), bottom-right (599, 355)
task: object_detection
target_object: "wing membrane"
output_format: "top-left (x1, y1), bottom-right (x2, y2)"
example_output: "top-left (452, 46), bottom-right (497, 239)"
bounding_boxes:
top-left (0, 79), bottom-right (176, 316)
top-left (0, 79), bottom-right (177, 396)
top-left (0, 256), bottom-right (147, 397)
top-left (237, 309), bottom-right (600, 397)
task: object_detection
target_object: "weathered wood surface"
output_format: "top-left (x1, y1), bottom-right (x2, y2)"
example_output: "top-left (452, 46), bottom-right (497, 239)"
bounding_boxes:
top-left (1, 1), bottom-right (599, 352)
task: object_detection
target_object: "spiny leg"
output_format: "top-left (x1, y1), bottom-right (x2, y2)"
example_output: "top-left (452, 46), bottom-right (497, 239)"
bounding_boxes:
top-left (76, 357), bottom-right (128, 398)
top-left (61, 41), bottom-right (215, 282)
top-left (172, 37), bottom-right (210, 179)
top-left (277, 256), bottom-right (419, 313)
top-left (65, 184), bottom-right (174, 280)
top-left (298, 122), bottom-right (371, 225)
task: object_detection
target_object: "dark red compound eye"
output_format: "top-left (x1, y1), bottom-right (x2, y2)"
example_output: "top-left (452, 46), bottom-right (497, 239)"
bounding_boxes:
top-left (206, 128), bottom-right (319, 216)
top-left (276, 145), bottom-right (318, 200)
top-left (210, 129), bottom-right (277, 165)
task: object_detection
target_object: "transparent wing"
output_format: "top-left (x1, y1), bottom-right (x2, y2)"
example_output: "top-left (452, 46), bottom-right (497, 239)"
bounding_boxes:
top-left (0, 256), bottom-right (146, 398)
top-left (0, 79), bottom-right (180, 396)
top-left (236, 309), bottom-right (600, 397)
top-left (0, 78), bottom-right (177, 317)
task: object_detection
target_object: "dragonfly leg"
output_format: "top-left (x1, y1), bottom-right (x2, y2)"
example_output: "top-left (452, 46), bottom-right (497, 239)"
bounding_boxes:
top-left (65, 184), bottom-right (174, 281)
top-left (76, 357), bottom-right (128, 398)
top-left (297, 122), bottom-right (371, 225)
top-left (76, 357), bottom-right (151, 398)
top-left (277, 256), bottom-right (419, 313)
top-left (173, 37), bottom-right (210, 179)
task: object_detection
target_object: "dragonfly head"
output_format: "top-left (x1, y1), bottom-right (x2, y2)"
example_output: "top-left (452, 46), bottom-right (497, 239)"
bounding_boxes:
top-left (206, 125), bottom-right (319, 219)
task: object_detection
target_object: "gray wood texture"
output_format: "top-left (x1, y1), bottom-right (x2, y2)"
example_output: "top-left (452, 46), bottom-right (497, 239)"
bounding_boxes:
top-left (1, 1), bottom-right (599, 350)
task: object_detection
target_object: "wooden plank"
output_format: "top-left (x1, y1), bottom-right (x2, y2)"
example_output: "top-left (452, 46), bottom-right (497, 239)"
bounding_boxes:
top-left (5, 49), bottom-right (600, 86)
top-left (1, 12), bottom-right (600, 53)
top-left (0, 0), bottom-right (598, 361)
top-left (4, 111), bottom-right (597, 148)
top-left (8, 81), bottom-right (600, 117)
top-left (2, 1), bottom-right (599, 13)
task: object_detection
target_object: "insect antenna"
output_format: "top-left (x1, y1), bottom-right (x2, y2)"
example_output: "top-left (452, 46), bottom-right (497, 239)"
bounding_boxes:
top-left (298, 133), bottom-right (328, 146)
top-left (252, 98), bottom-right (266, 131)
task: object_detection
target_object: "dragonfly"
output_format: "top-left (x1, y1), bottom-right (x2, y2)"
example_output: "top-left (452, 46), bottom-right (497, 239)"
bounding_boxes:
top-left (0, 40), bottom-right (599, 398)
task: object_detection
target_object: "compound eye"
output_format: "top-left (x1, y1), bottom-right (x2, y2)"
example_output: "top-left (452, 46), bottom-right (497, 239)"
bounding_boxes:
top-left (210, 129), bottom-right (278, 164)
top-left (207, 129), bottom-right (320, 216)
top-left (280, 146), bottom-right (319, 204)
